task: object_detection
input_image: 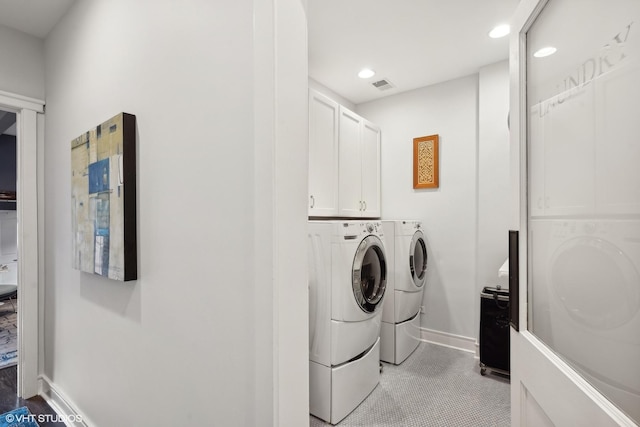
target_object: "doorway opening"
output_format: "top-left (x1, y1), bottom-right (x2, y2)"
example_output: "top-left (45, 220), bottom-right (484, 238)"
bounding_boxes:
top-left (0, 92), bottom-right (43, 400)
top-left (0, 110), bottom-right (18, 372)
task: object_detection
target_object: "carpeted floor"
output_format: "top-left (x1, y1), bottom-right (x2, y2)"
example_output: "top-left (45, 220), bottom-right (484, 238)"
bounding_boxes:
top-left (310, 342), bottom-right (510, 427)
top-left (0, 301), bottom-right (17, 369)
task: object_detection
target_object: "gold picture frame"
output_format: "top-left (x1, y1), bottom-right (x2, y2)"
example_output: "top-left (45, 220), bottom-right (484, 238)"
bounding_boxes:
top-left (413, 134), bottom-right (439, 189)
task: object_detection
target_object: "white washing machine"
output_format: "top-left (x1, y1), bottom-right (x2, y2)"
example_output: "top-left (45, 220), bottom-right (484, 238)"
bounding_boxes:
top-left (380, 220), bottom-right (427, 364)
top-left (308, 220), bottom-right (387, 425)
top-left (530, 219), bottom-right (640, 422)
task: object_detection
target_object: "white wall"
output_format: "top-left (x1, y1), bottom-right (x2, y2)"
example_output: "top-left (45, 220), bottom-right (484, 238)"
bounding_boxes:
top-left (43, 1), bottom-right (308, 426)
top-left (357, 75), bottom-right (479, 339)
top-left (475, 61), bottom-right (510, 337)
top-left (0, 24), bottom-right (44, 100)
top-left (356, 66), bottom-right (510, 342)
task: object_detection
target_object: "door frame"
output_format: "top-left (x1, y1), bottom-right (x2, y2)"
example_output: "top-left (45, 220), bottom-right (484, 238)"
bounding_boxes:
top-left (0, 89), bottom-right (43, 399)
top-left (510, 1), bottom-right (638, 425)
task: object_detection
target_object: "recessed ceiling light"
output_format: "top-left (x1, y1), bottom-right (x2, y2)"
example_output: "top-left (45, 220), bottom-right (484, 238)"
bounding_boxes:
top-left (358, 68), bottom-right (375, 79)
top-left (533, 46), bottom-right (557, 58)
top-left (489, 24), bottom-right (510, 38)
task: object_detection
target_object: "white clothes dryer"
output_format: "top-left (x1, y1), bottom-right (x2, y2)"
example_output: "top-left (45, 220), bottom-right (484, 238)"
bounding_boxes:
top-left (308, 220), bottom-right (388, 424)
top-left (380, 220), bottom-right (428, 364)
top-left (530, 219), bottom-right (640, 422)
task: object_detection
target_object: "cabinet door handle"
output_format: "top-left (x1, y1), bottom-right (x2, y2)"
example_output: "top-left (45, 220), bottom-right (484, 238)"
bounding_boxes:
top-left (359, 201), bottom-right (363, 211)
top-left (310, 195), bottom-right (315, 208)
top-left (545, 196), bottom-right (550, 209)
top-left (363, 200), bottom-right (367, 211)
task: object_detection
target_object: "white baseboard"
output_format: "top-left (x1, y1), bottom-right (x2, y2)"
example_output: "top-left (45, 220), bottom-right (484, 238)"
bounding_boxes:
top-left (420, 327), bottom-right (478, 355)
top-left (38, 375), bottom-right (90, 427)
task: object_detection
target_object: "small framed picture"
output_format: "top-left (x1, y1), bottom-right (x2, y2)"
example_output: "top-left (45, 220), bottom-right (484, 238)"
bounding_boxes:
top-left (413, 134), bottom-right (439, 189)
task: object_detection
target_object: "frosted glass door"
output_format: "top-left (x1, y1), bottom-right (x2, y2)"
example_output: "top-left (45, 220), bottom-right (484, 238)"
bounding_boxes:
top-left (527, 0), bottom-right (640, 423)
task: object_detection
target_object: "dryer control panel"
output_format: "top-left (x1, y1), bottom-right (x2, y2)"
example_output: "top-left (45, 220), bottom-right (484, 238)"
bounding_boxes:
top-left (400, 220), bottom-right (423, 234)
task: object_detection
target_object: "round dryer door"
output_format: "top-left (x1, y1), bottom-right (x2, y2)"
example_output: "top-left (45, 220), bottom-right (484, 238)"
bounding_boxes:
top-left (410, 230), bottom-right (427, 288)
top-left (352, 235), bottom-right (387, 313)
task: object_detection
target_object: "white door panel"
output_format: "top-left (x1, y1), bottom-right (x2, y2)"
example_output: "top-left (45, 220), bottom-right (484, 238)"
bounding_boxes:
top-left (513, 331), bottom-right (636, 427)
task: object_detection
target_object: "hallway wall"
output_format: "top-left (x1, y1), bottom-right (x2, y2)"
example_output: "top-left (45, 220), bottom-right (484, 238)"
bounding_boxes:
top-left (42, 1), bottom-right (308, 426)
top-left (0, 24), bottom-right (44, 100)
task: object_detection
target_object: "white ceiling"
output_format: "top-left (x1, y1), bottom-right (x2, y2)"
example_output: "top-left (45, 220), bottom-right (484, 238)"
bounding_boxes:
top-left (0, 0), bottom-right (519, 107)
top-left (0, 0), bottom-right (74, 39)
top-left (308, 0), bottom-right (520, 104)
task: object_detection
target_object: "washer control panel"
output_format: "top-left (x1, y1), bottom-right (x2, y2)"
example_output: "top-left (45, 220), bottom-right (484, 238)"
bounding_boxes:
top-left (364, 222), bottom-right (383, 236)
top-left (339, 221), bottom-right (384, 239)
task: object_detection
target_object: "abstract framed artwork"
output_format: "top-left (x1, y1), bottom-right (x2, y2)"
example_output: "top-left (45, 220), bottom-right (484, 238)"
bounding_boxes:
top-left (71, 113), bottom-right (137, 281)
top-left (413, 134), bottom-right (439, 189)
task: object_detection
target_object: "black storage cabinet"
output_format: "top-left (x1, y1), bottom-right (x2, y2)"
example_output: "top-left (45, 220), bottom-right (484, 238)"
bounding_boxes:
top-left (479, 286), bottom-right (510, 376)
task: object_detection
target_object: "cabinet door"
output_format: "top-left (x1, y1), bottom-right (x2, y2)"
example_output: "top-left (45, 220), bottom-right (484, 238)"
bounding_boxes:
top-left (360, 120), bottom-right (381, 218)
top-left (308, 90), bottom-right (339, 217)
top-left (338, 106), bottom-right (363, 217)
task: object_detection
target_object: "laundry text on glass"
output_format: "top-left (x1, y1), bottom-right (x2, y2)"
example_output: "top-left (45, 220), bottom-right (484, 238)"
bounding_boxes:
top-left (537, 22), bottom-right (633, 118)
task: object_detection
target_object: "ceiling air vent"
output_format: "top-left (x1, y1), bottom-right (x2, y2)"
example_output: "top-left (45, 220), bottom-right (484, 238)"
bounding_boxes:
top-left (372, 79), bottom-right (394, 91)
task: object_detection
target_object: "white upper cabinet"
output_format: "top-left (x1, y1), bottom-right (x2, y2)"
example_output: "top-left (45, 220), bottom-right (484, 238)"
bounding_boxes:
top-left (308, 89), bottom-right (339, 217)
top-left (308, 89), bottom-right (381, 219)
top-left (338, 107), bottom-right (364, 217)
top-left (359, 119), bottom-right (381, 218)
top-left (337, 106), bottom-right (381, 218)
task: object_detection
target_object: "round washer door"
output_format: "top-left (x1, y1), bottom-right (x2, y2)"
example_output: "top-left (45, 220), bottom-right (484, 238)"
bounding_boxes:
top-left (410, 230), bottom-right (428, 288)
top-left (352, 235), bottom-right (387, 313)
